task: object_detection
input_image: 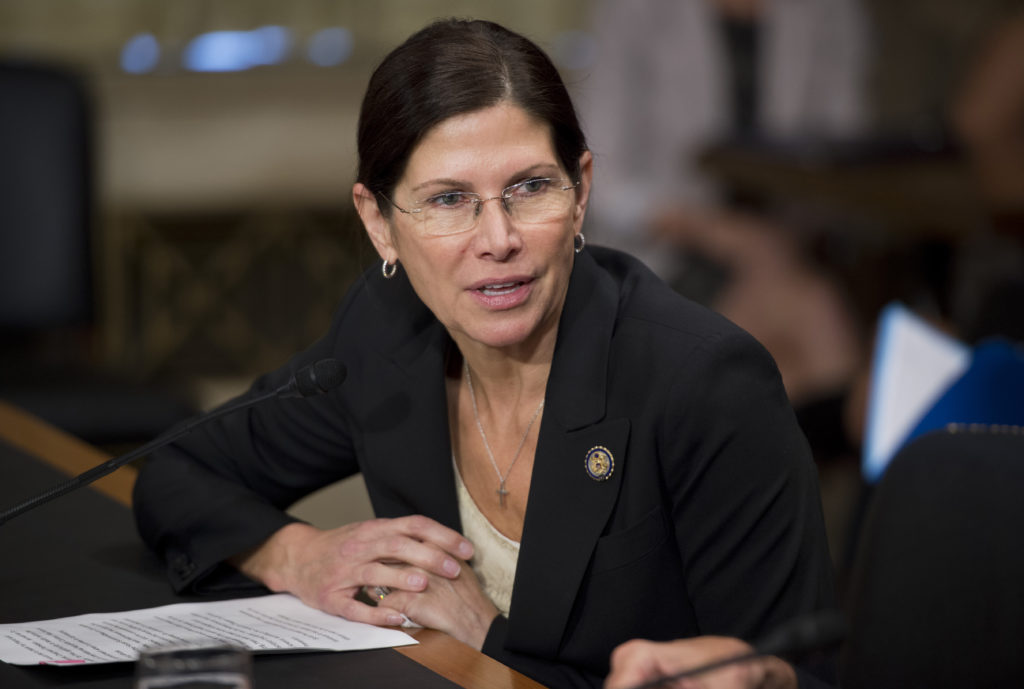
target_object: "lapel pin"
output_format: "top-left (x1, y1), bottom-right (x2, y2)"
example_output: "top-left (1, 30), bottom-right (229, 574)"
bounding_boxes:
top-left (585, 446), bottom-right (614, 481)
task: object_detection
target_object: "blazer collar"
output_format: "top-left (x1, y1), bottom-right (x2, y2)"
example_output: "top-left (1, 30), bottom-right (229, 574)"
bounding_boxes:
top-left (358, 269), bottom-right (459, 529)
top-left (364, 268), bottom-right (450, 374)
top-left (545, 250), bottom-right (618, 430)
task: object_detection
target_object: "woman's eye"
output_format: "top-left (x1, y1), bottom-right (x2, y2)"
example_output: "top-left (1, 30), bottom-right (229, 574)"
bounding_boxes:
top-left (516, 178), bottom-right (550, 195)
top-left (428, 192), bottom-right (467, 208)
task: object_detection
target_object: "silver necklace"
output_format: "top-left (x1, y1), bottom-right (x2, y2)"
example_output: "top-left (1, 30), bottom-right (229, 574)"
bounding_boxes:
top-left (463, 360), bottom-right (545, 507)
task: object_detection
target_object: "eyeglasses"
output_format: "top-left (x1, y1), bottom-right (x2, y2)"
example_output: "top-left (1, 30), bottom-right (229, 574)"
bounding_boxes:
top-left (380, 177), bottom-right (579, 237)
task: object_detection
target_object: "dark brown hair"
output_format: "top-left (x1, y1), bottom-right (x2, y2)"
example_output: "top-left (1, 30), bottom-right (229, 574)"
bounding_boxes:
top-left (356, 19), bottom-right (587, 212)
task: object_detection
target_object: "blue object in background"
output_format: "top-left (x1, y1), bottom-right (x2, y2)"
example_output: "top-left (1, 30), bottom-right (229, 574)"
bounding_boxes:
top-left (182, 26), bottom-right (292, 73)
top-left (906, 338), bottom-right (1024, 444)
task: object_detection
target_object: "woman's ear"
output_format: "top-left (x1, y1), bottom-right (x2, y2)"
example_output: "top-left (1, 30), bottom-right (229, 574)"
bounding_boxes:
top-left (572, 150), bottom-right (594, 232)
top-left (353, 182), bottom-right (397, 262)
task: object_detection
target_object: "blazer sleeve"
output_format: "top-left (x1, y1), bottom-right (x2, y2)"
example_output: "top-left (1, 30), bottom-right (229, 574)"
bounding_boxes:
top-left (665, 327), bottom-right (837, 683)
top-left (132, 307), bottom-right (362, 593)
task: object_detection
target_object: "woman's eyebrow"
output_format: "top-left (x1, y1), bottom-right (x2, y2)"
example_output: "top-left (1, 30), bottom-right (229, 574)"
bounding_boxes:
top-left (503, 164), bottom-right (562, 185)
top-left (410, 177), bottom-right (467, 194)
top-left (408, 164), bottom-right (562, 194)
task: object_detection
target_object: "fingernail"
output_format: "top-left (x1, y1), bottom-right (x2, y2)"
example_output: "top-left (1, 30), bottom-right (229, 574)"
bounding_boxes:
top-left (458, 541), bottom-right (474, 559)
top-left (386, 614), bottom-right (404, 626)
top-left (407, 573), bottom-right (426, 588)
top-left (443, 558), bottom-right (461, 576)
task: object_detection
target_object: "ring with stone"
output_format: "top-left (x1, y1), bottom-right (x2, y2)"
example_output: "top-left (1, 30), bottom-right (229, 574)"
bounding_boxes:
top-left (372, 585), bottom-right (392, 601)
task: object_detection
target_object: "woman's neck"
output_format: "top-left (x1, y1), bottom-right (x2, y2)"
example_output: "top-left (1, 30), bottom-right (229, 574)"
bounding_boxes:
top-left (449, 332), bottom-right (556, 407)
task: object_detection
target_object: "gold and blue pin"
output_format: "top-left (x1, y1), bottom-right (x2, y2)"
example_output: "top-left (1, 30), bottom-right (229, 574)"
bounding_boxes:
top-left (585, 446), bottom-right (614, 481)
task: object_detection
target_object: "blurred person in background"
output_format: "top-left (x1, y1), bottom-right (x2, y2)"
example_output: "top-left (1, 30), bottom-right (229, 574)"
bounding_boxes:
top-left (854, 0), bottom-right (1024, 347)
top-left (947, 7), bottom-right (1024, 346)
top-left (582, 0), bottom-right (870, 416)
top-left (950, 10), bottom-right (1024, 218)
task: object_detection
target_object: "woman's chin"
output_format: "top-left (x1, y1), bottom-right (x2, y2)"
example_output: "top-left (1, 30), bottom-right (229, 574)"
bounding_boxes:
top-left (464, 318), bottom-right (545, 351)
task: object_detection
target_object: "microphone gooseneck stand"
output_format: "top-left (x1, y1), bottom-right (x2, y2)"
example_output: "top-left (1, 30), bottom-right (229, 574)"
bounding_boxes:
top-left (622, 610), bottom-right (848, 689)
top-left (0, 358), bottom-right (345, 526)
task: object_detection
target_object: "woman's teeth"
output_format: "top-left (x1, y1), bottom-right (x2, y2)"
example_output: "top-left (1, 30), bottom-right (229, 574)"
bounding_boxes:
top-left (480, 282), bottom-right (519, 295)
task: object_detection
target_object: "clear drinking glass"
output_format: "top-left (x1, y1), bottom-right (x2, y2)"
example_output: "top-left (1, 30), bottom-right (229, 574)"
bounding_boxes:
top-left (134, 642), bottom-right (252, 689)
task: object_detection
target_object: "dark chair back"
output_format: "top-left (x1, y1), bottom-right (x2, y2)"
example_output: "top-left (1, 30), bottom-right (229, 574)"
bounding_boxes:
top-left (841, 428), bottom-right (1024, 689)
top-left (0, 61), bottom-right (93, 330)
top-left (0, 60), bottom-right (196, 444)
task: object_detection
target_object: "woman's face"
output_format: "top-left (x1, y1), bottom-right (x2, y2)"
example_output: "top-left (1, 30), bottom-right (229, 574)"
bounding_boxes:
top-left (356, 102), bottom-right (592, 356)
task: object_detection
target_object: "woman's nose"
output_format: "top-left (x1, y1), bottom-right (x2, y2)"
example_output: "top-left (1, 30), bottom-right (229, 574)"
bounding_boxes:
top-left (472, 197), bottom-right (521, 258)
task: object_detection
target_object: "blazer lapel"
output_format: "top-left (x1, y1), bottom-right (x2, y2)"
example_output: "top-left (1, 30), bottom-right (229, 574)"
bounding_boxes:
top-left (507, 251), bottom-right (631, 655)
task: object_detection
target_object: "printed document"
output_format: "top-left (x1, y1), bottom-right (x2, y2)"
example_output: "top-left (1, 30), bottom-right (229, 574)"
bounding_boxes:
top-left (0, 593), bottom-right (415, 666)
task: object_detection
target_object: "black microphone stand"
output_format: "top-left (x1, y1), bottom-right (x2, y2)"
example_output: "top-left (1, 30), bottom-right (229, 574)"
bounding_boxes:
top-left (0, 358), bottom-right (345, 526)
top-left (0, 389), bottom-right (278, 526)
top-left (621, 610), bottom-right (848, 689)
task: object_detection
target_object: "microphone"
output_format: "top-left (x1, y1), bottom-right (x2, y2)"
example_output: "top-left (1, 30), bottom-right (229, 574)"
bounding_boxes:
top-left (752, 608), bottom-right (847, 657)
top-left (277, 358), bottom-right (346, 399)
top-left (622, 610), bottom-right (848, 689)
top-left (0, 358), bottom-right (346, 526)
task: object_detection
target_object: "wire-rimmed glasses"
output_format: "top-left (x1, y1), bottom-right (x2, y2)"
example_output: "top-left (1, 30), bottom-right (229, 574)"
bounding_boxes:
top-left (380, 177), bottom-right (579, 237)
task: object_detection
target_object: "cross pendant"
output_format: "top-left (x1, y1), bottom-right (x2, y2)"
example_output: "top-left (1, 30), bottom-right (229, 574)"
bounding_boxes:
top-left (497, 482), bottom-right (509, 507)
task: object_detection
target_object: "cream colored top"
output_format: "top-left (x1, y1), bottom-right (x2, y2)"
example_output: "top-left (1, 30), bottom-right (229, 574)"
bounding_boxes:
top-left (453, 456), bottom-right (521, 617)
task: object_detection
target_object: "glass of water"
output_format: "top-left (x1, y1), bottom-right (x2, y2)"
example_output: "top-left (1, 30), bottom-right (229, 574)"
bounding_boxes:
top-left (134, 642), bottom-right (252, 689)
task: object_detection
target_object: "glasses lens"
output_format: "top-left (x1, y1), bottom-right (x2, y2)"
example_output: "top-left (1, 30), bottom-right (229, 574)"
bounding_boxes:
top-left (414, 179), bottom-right (576, 236)
top-left (508, 179), bottom-right (574, 225)
top-left (420, 205), bottom-right (474, 236)
top-left (413, 192), bottom-right (474, 236)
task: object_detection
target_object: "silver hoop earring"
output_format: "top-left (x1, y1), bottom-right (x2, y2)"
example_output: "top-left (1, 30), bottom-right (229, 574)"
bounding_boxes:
top-left (573, 233), bottom-right (586, 254)
top-left (382, 259), bottom-right (398, 279)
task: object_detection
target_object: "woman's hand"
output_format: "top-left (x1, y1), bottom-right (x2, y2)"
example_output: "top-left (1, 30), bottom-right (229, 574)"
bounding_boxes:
top-left (231, 516), bottom-right (474, 628)
top-left (605, 636), bottom-right (797, 689)
top-left (381, 564), bottom-right (500, 650)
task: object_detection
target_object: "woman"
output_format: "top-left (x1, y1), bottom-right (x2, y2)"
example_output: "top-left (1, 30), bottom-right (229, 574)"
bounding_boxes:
top-left (133, 19), bottom-right (834, 689)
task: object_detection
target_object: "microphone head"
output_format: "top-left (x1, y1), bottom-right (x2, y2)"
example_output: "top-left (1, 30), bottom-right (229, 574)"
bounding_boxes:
top-left (291, 359), bottom-right (346, 398)
top-left (754, 610), bottom-right (848, 658)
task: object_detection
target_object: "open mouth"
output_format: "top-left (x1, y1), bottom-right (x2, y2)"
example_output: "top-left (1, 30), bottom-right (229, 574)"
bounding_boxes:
top-left (478, 281), bottom-right (524, 296)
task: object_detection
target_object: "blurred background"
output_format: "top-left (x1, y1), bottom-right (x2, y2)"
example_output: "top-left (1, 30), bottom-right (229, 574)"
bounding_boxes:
top-left (0, 0), bottom-right (588, 396)
top-left (2, 0), bottom-right (1023, 586)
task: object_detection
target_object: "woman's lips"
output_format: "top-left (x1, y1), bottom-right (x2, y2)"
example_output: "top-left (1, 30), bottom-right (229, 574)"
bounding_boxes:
top-left (469, 277), bottom-right (533, 309)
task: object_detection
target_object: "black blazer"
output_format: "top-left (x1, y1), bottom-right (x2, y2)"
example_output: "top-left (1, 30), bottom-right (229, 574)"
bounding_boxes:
top-left (134, 247), bottom-right (835, 689)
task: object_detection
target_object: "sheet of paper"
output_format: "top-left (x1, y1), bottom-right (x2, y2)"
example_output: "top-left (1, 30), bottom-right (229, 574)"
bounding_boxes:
top-left (0, 593), bottom-right (416, 666)
top-left (862, 302), bottom-right (970, 483)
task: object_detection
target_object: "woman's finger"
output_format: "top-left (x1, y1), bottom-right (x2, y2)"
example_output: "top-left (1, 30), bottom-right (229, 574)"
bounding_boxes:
top-left (342, 517), bottom-right (472, 579)
top-left (318, 592), bottom-right (408, 628)
top-left (362, 515), bottom-right (474, 560)
top-left (354, 561), bottom-right (429, 594)
top-left (376, 567), bottom-right (498, 649)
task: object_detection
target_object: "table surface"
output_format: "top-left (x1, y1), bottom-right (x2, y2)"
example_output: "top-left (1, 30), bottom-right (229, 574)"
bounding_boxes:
top-left (0, 400), bottom-right (545, 689)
